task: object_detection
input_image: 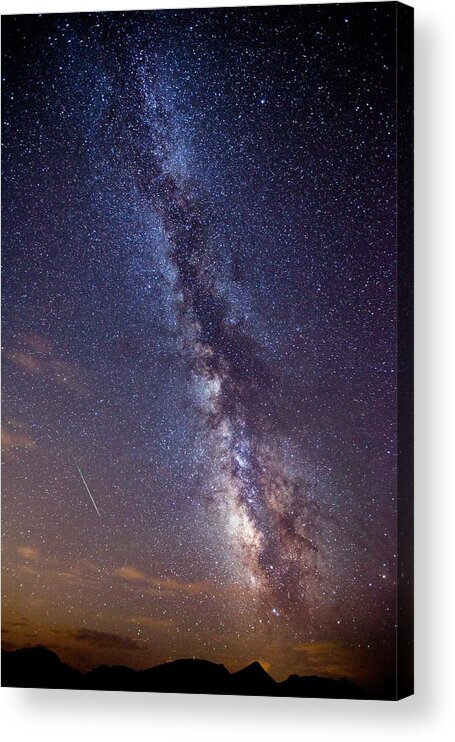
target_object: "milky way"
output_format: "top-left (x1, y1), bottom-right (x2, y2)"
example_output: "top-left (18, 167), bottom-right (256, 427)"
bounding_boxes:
top-left (2, 5), bottom-right (400, 690)
top-left (106, 54), bottom-right (326, 619)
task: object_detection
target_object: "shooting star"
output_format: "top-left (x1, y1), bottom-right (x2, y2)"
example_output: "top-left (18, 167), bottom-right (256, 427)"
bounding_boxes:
top-left (73, 458), bottom-right (101, 518)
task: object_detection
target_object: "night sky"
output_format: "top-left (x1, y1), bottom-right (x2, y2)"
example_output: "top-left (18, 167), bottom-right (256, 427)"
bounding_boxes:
top-left (2, 3), bottom-right (399, 693)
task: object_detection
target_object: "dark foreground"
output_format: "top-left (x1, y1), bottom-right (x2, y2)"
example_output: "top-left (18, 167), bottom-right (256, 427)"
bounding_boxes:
top-left (1, 646), bottom-right (395, 699)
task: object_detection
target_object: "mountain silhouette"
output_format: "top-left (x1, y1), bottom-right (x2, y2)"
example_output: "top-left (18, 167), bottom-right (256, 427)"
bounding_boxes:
top-left (139, 658), bottom-right (231, 694)
top-left (1, 645), bottom-right (375, 699)
top-left (231, 661), bottom-right (276, 694)
top-left (1, 646), bottom-right (82, 689)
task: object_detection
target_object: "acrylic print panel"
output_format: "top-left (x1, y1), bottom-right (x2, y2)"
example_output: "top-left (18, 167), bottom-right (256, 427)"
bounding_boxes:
top-left (1, 2), bottom-right (414, 700)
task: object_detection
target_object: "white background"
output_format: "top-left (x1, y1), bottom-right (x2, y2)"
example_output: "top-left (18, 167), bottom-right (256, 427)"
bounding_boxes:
top-left (1, 0), bottom-right (454, 739)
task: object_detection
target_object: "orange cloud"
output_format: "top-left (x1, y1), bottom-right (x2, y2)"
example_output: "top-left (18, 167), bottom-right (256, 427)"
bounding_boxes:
top-left (69, 628), bottom-right (140, 651)
top-left (126, 616), bottom-right (174, 631)
top-left (4, 334), bottom-right (89, 394)
top-left (114, 567), bottom-right (210, 596)
top-left (146, 577), bottom-right (209, 596)
top-left (292, 641), bottom-right (365, 679)
top-left (21, 333), bottom-right (53, 355)
top-left (114, 566), bottom-right (147, 581)
top-left (1, 427), bottom-right (36, 451)
top-left (17, 545), bottom-right (40, 560)
top-left (5, 350), bottom-right (41, 372)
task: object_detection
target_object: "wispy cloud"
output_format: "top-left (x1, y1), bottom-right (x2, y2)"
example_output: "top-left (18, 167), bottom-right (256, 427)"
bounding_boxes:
top-left (114, 566), bottom-right (146, 581)
top-left (69, 628), bottom-right (140, 651)
top-left (114, 566), bottom-right (210, 597)
top-left (126, 616), bottom-right (173, 631)
top-left (292, 641), bottom-right (364, 678)
top-left (17, 545), bottom-right (40, 560)
top-left (1, 427), bottom-right (36, 452)
top-left (4, 333), bottom-right (89, 394)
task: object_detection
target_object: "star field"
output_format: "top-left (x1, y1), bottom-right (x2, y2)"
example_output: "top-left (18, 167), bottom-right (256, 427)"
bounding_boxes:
top-left (2, 4), bottom-right (399, 692)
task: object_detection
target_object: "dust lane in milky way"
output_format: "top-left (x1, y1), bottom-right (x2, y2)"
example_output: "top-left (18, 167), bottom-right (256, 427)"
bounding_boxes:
top-left (2, 5), bottom-right (398, 691)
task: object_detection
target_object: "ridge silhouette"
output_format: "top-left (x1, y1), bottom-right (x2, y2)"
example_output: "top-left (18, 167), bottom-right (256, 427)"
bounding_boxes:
top-left (1, 645), bottom-right (377, 699)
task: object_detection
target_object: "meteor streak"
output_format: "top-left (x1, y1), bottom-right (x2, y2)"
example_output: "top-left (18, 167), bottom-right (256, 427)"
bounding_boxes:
top-left (73, 458), bottom-right (101, 518)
